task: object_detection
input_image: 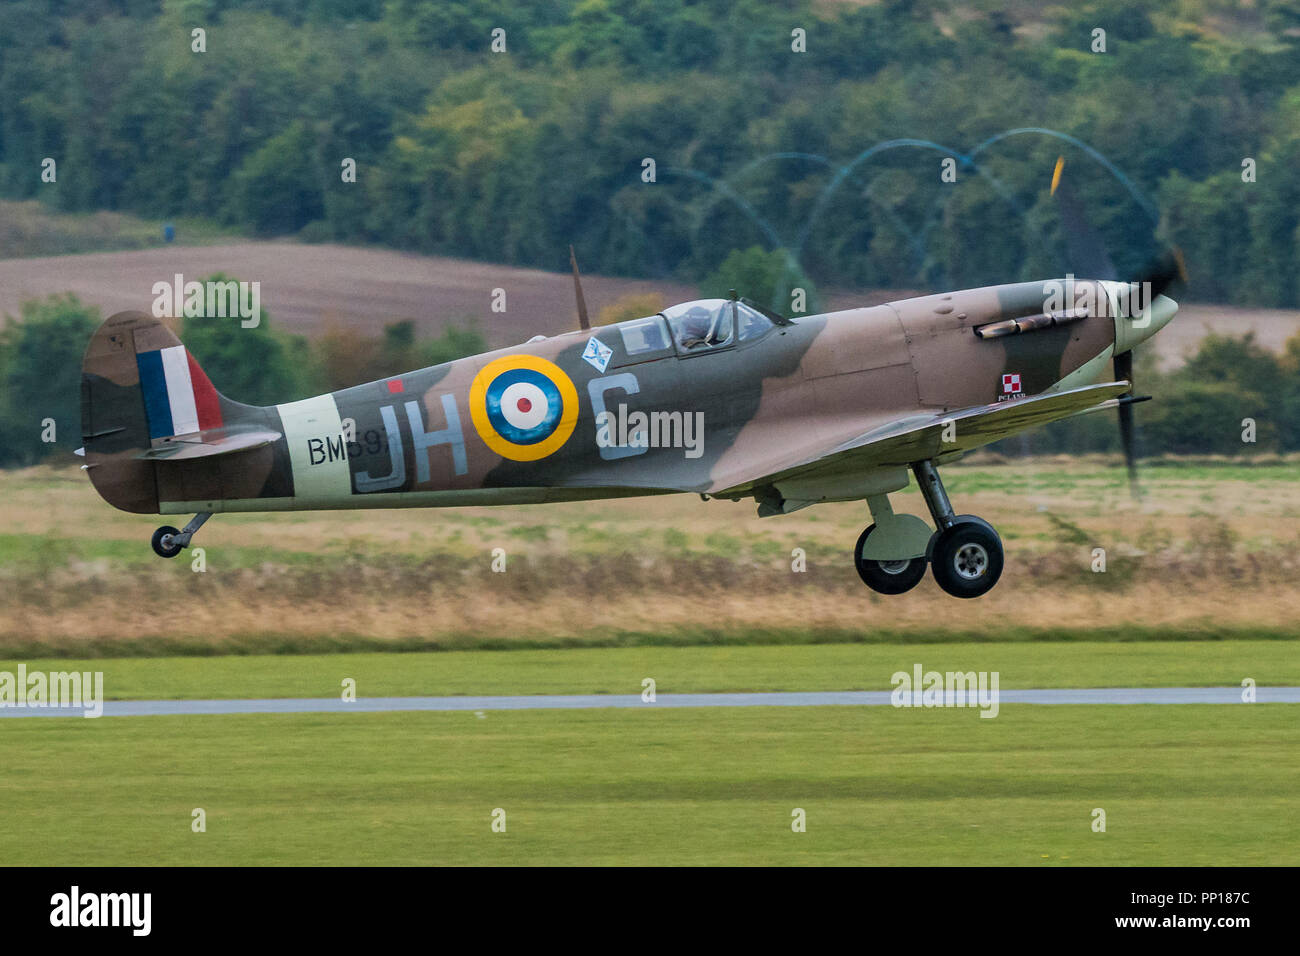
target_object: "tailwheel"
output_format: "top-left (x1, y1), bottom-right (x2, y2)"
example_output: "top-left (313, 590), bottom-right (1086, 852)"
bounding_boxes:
top-left (151, 526), bottom-right (183, 559)
top-left (929, 518), bottom-right (1003, 599)
top-left (150, 512), bottom-right (211, 559)
top-left (854, 524), bottom-right (928, 595)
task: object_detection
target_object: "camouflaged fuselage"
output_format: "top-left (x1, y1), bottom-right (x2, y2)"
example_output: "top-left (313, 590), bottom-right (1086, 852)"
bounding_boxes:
top-left (81, 278), bottom-right (1149, 516)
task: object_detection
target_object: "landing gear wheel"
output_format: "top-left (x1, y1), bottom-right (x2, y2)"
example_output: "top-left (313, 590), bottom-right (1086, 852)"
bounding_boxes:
top-left (854, 524), bottom-right (928, 594)
top-left (930, 519), bottom-right (1003, 599)
top-left (151, 526), bottom-right (183, 559)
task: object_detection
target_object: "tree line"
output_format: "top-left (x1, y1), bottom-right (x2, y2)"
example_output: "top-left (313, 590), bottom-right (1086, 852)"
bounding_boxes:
top-left (0, 0), bottom-right (1297, 306)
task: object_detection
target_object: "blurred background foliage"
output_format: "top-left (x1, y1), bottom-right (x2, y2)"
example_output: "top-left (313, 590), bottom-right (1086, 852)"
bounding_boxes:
top-left (0, 0), bottom-right (1296, 302)
top-left (1, 0), bottom-right (1298, 466)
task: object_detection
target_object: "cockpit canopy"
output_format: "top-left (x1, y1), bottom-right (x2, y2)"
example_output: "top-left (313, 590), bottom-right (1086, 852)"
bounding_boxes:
top-left (596, 299), bottom-right (778, 367)
top-left (660, 299), bottom-right (773, 353)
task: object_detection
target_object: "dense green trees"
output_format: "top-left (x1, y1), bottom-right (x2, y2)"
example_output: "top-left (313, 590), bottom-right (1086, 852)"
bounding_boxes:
top-left (700, 246), bottom-right (820, 315)
top-left (0, 1), bottom-right (1296, 303)
top-left (176, 275), bottom-right (309, 406)
top-left (0, 296), bottom-right (100, 466)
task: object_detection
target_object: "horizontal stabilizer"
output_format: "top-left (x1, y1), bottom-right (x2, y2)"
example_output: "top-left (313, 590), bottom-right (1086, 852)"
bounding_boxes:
top-left (135, 427), bottom-right (281, 462)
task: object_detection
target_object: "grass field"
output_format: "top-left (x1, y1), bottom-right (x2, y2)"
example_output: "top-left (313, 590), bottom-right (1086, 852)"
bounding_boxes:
top-left (1, 705), bottom-right (1295, 865)
top-left (3, 458), bottom-right (1296, 866)
top-left (2, 641), bottom-right (1295, 700)
top-left (0, 199), bottom-right (236, 259)
top-left (2, 459), bottom-right (1298, 655)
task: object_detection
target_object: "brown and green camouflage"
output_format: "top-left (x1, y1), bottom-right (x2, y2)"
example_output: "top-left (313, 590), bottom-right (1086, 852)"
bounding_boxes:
top-left (80, 278), bottom-right (1176, 521)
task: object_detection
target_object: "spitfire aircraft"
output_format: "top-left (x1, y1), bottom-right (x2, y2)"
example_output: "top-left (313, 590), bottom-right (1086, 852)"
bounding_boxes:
top-left (79, 246), bottom-right (1179, 599)
top-left (78, 158), bottom-right (1179, 601)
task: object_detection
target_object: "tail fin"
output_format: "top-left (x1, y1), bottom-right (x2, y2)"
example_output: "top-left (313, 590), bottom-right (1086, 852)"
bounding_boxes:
top-left (80, 311), bottom-right (266, 513)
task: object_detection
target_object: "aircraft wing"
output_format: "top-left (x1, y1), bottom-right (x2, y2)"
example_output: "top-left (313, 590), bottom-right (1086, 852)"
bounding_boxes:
top-left (711, 381), bottom-right (1131, 495)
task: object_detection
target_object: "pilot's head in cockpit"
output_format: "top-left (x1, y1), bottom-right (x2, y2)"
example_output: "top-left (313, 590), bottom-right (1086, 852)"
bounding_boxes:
top-left (678, 305), bottom-right (714, 348)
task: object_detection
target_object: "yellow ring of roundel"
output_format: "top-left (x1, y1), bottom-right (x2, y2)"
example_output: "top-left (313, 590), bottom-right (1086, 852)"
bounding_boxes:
top-left (469, 354), bottom-right (580, 461)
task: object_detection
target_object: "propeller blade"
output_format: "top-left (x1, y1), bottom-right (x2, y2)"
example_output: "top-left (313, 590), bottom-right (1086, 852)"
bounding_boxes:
top-left (1050, 155), bottom-right (1188, 304)
top-left (1050, 154), bottom-right (1177, 502)
top-left (1113, 347), bottom-right (1133, 387)
top-left (1113, 349), bottom-right (1141, 499)
top-left (1050, 156), bottom-right (1118, 281)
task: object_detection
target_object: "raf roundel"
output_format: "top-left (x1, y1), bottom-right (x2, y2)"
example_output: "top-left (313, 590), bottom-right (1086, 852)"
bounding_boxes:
top-left (469, 355), bottom-right (579, 461)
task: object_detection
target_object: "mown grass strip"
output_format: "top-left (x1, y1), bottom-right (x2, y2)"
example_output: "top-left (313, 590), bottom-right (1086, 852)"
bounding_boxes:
top-left (1, 705), bottom-right (1295, 865)
top-left (3, 640), bottom-right (1296, 700)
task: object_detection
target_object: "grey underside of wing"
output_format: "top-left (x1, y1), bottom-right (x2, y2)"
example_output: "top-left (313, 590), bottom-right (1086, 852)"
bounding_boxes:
top-left (713, 381), bottom-right (1131, 495)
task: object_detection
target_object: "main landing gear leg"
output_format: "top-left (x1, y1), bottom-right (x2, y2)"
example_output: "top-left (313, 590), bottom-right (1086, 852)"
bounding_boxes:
top-left (151, 512), bottom-right (211, 559)
top-left (912, 460), bottom-right (1004, 599)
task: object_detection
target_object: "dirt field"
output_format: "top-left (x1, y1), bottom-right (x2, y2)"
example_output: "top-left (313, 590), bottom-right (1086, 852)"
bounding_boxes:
top-left (0, 241), bottom-right (700, 348)
top-left (1, 240), bottom-right (1293, 358)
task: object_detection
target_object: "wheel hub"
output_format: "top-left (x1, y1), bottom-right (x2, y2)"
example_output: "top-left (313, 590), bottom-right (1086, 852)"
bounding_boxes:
top-left (878, 559), bottom-right (911, 575)
top-left (953, 542), bottom-right (988, 580)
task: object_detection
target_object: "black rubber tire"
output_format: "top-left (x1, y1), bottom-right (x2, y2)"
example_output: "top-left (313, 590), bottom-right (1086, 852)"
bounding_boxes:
top-left (854, 524), bottom-right (928, 594)
top-left (151, 526), bottom-right (183, 559)
top-left (930, 519), bottom-right (1003, 599)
